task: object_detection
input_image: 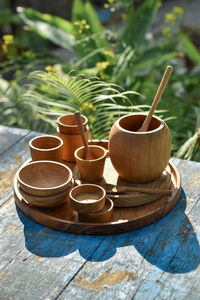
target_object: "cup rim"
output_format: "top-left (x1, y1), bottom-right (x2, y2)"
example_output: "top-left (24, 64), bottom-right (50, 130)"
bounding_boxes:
top-left (29, 135), bottom-right (63, 151)
top-left (116, 113), bottom-right (164, 134)
top-left (74, 145), bottom-right (108, 162)
top-left (69, 183), bottom-right (106, 204)
top-left (57, 113), bottom-right (88, 128)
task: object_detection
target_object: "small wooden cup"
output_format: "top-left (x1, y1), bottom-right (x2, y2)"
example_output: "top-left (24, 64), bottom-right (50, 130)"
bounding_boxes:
top-left (78, 197), bottom-right (114, 223)
top-left (29, 135), bottom-right (63, 162)
top-left (74, 145), bottom-right (107, 182)
top-left (69, 184), bottom-right (106, 213)
top-left (57, 113), bottom-right (88, 134)
top-left (17, 160), bottom-right (72, 196)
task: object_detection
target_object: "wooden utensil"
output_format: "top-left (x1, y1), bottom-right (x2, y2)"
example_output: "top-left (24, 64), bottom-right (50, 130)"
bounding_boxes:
top-left (74, 111), bottom-right (94, 160)
top-left (103, 183), bottom-right (172, 196)
top-left (137, 65), bottom-right (173, 132)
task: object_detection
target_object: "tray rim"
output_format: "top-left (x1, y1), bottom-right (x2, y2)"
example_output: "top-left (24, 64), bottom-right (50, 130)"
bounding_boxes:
top-left (14, 157), bottom-right (181, 235)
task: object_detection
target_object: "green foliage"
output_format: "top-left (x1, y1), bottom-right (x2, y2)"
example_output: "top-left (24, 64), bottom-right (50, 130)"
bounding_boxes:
top-left (23, 71), bottom-right (144, 138)
top-left (0, 0), bottom-right (199, 161)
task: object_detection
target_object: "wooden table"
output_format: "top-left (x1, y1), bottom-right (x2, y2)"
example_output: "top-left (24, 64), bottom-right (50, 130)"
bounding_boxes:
top-left (0, 125), bottom-right (200, 300)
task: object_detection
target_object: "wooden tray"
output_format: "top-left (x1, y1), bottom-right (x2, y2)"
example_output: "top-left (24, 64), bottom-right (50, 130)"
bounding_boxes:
top-left (14, 141), bottom-right (181, 235)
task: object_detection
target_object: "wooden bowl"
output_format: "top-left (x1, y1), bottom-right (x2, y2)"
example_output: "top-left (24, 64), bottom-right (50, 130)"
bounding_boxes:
top-left (17, 161), bottom-right (73, 196)
top-left (57, 113), bottom-right (88, 134)
top-left (109, 113), bottom-right (171, 183)
top-left (74, 145), bottom-right (107, 182)
top-left (19, 184), bottom-right (72, 208)
top-left (69, 184), bottom-right (106, 213)
top-left (29, 135), bottom-right (63, 161)
top-left (78, 197), bottom-right (114, 223)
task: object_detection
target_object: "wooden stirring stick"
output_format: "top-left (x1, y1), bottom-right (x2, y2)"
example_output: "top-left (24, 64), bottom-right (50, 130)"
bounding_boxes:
top-left (74, 111), bottom-right (94, 160)
top-left (137, 65), bottom-right (173, 132)
top-left (103, 183), bottom-right (172, 196)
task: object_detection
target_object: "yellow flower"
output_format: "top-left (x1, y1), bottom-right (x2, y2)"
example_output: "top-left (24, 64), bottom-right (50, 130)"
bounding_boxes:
top-left (2, 44), bottom-right (8, 54)
top-left (73, 21), bottom-right (80, 26)
top-left (15, 70), bottom-right (22, 77)
top-left (45, 65), bottom-right (52, 72)
top-left (81, 19), bottom-right (86, 25)
top-left (99, 72), bottom-right (105, 80)
top-left (157, 1), bottom-right (162, 8)
top-left (110, 7), bottom-right (116, 12)
top-left (165, 13), bottom-right (176, 22)
top-left (104, 3), bottom-right (109, 8)
top-left (93, 69), bottom-right (98, 76)
top-left (96, 61), bottom-right (109, 69)
top-left (2, 35), bottom-right (14, 44)
top-left (85, 24), bottom-right (90, 29)
top-left (173, 6), bottom-right (184, 15)
top-left (104, 50), bottom-right (115, 57)
top-left (162, 26), bottom-right (171, 37)
top-left (78, 29), bottom-right (82, 34)
top-left (108, 0), bottom-right (114, 3)
top-left (10, 80), bottom-right (17, 87)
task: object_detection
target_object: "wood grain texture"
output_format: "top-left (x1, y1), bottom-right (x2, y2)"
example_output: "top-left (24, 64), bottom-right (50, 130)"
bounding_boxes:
top-left (108, 114), bottom-right (171, 183)
top-left (0, 126), bottom-right (200, 300)
top-left (13, 160), bottom-right (181, 235)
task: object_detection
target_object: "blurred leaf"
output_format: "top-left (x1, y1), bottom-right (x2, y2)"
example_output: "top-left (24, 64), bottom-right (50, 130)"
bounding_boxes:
top-left (17, 7), bottom-right (75, 50)
top-left (0, 9), bottom-right (21, 26)
top-left (179, 33), bottom-right (200, 64)
top-left (121, 0), bottom-right (159, 47)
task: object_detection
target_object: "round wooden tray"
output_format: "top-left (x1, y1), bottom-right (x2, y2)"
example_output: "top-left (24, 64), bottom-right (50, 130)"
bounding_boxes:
top-left (14, 141), bottom-right (181, 235)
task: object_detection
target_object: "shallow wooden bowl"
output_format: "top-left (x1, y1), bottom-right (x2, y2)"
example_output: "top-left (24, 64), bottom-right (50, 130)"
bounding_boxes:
top-left (19, 184), bottom-right (72, 208)
top-left (17, 161), bottom-right (73, 196)
top-left (78, 197), bottom-right (114, 223)
top-left (69, 184), bottom-right (106, 213)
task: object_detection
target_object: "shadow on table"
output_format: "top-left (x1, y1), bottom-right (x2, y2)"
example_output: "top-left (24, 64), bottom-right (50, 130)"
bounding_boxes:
top-left (16, 189), bottom-right (200, 274)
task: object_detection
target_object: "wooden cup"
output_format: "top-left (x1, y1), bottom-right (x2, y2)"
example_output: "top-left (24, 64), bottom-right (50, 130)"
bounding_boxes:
top-left (57, 113), bottom-right (88, 134)
top-left (57, 113), bottom-right (89, 162)
top-left (109, 113), bottom-right (171, 183)
top-left (74, 145), bottom-right (107, 182)
top-left (78, 197), bottom-right (114, 223)
top-left (29, 135), bottom-right (63, 162)
top-left (69, 184), bottom-right (106, 213)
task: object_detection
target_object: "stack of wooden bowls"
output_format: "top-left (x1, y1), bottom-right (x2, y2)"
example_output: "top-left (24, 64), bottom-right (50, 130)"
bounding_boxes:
top-left (17, 161), bottom-right (73, 208)
top-left (69, 184), bottom-right (113, 223)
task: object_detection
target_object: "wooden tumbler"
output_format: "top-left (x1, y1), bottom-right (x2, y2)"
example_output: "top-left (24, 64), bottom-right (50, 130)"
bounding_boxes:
top-left (108, 113), bottom-right (171, 183)
top-left (74, 145), bottom-right (107, 182)
top-left (57, 113), bottom-right (89, 162)
top-left (29, 135), bottom-right (63, 162)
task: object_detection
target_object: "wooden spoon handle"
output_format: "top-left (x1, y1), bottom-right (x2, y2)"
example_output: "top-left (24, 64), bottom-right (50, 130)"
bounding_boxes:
top-left (138, 65), bottom-right (173, 132)
top-left (106, 189), bottom-right (172, 198)
top-left (107, 186), bottom-right (172, 196)
top-left (74, 111), bottom-right (88, 157)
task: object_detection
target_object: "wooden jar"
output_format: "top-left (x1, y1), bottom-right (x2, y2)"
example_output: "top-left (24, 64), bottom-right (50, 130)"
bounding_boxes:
top-left (57, 114), bottom-right (89, 162)
top-left (108, 113), bottom-right (171, 183)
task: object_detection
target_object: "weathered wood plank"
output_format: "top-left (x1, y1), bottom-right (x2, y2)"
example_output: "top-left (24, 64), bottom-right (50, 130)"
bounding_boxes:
top-left (0, 131), bottom-right (41, 207)
top-left (56, 159), bottom-right (200, 299)
top-left (133, 280), bottom-right (198, 300)
top-left (0, 125), bottom-right (29, 156)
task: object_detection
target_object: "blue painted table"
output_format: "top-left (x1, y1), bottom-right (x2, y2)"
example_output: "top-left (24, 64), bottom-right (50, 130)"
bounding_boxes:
top-left (0, 125), bottom-right (200, 299)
